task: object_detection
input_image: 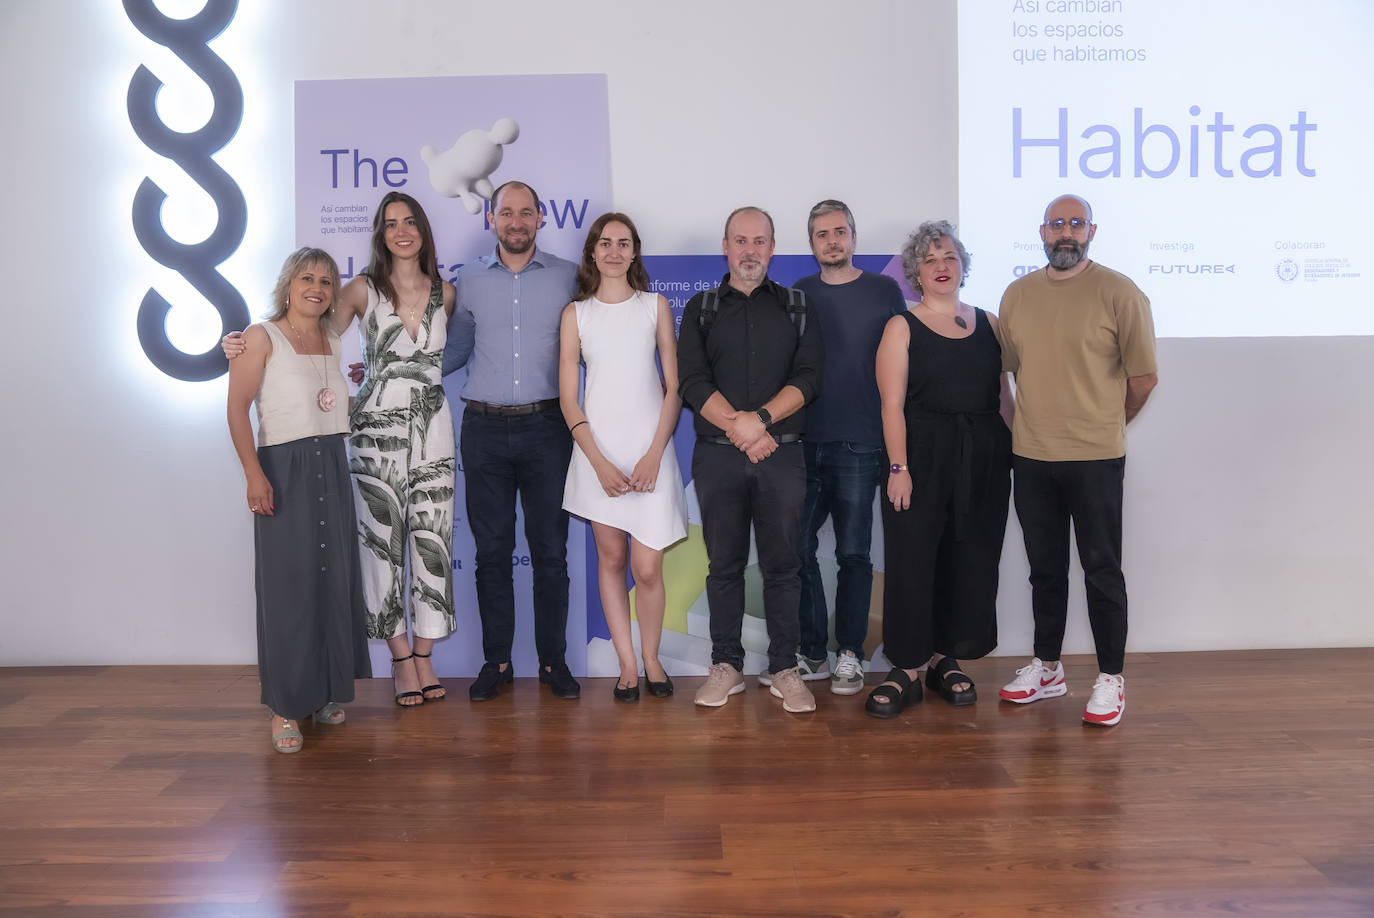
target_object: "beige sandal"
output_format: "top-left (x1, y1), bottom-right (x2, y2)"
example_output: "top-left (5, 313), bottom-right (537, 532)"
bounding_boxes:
top-left (271, 717), bottom-right (303, 754)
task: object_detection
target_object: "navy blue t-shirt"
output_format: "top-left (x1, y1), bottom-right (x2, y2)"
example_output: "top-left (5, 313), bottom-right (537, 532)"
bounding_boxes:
top-left (794, 270), bottom-right (907, 447)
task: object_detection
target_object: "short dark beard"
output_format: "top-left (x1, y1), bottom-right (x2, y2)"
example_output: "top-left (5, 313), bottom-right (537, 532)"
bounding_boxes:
top-left (500, 233), bottom-right (533, 255)
top-left (1046, 239), bottom-right (1087, 271)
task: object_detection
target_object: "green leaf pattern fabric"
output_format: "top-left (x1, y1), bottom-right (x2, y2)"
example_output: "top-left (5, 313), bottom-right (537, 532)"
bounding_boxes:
top-left (349, 277), bottom-right (456, 640)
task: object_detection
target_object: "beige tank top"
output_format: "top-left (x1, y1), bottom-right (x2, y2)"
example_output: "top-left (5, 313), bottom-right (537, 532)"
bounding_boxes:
top-left (255, 322), bottom-right (350, 447)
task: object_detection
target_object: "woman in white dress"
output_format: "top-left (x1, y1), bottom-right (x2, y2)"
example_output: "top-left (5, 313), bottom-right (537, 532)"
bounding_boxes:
top-left (560, 213), bottom-right (688, 702)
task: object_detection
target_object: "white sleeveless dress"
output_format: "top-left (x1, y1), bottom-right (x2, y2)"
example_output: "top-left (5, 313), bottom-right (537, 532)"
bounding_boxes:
top-left (562, 290), bottom-right (688, 551)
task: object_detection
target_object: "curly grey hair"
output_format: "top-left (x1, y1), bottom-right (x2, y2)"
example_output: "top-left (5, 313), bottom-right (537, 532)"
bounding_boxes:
top-left (900, 220), bottom-right (971, 293)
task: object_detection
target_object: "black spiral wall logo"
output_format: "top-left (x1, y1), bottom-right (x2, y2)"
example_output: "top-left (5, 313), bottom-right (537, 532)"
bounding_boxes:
top-left (126, 0), bottom-right (248, 382)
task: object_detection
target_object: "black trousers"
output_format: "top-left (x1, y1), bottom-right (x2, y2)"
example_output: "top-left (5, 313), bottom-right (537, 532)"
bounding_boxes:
top-left (1012, 455), bottom-right (1128, 675)
top-left (692, 440), bottom-right (805, 675)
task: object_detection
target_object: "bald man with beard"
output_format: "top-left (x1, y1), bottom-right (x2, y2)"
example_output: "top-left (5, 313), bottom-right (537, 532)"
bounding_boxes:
top-left (996, 195), bottom-right (1158, 727)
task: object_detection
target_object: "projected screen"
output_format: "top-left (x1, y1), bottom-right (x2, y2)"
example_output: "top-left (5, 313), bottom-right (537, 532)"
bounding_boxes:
top-left (957, 0), bottom-right (1373, 337)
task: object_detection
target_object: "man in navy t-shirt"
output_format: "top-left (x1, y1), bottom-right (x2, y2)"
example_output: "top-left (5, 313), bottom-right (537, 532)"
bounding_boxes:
top-left (792, 200), bottom-right (907, 695)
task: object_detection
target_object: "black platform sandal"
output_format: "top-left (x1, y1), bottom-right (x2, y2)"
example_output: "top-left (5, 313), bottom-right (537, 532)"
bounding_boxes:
top-left (391, 653), bottom-right (425, 707)
top-left (864, 667), bottom-right (922, 719)
top-left (926, 656), bottom-right (977, 706)
top-left (412, 650), bottom-right (446, 701)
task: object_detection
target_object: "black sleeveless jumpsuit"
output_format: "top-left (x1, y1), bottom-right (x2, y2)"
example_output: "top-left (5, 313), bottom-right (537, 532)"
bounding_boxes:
top-left (880, 308), bottom-right (1012, 668)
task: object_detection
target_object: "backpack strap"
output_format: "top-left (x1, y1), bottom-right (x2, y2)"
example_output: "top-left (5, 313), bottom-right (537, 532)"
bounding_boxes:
top-left (698, 285), bottom-right (807, 337)
top-left (784, 287), bottom-right (807, 338)
top-left (697, 288), bottom-right (720, 333)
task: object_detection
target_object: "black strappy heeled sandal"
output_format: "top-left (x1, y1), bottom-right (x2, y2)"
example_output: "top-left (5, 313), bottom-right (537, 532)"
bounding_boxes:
top-left (411, 650), bottom-right (446, 701)
top-left (391, 653), bottom-right (424, 707)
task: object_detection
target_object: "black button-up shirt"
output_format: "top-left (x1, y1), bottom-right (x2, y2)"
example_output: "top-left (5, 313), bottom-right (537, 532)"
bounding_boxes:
top-left (677, 274), bottom-right (824, 440)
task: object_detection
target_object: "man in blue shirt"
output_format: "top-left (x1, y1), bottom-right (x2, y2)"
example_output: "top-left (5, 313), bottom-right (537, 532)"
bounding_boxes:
top-left (444, 181), bottom-right (581, 701)
top-left (792, 200), bottom-right (906, 695)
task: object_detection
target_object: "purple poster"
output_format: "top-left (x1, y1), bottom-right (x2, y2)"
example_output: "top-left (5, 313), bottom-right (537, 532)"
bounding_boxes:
top-left (294, 73), bottom-right (610, 678)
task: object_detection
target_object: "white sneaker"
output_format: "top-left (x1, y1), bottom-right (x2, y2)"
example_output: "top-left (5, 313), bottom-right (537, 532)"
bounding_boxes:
top-left (830, 650), bottom-right (864, 695)
top-left (1083, 672), bottom-right (1125, 726)
top-left (760, 653), bottom-right (829, 687)
top-left (998, 657), bottom-right (1067, 704)
top-left (795, 653), bottom-right (831, 681)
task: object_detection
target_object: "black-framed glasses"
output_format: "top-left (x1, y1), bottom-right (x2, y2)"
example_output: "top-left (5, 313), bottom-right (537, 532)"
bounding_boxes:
top-left (1042, 218), bottom-right (1090, 233)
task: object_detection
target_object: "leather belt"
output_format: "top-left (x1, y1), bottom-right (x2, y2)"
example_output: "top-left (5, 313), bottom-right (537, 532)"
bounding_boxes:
top-left (702, 434), bottom-right (802, 446)
top-left (463, 398), bottom-right (560, 417)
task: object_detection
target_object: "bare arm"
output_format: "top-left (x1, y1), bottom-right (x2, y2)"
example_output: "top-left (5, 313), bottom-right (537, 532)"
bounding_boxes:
top-left (222, 275), bottom-right (367, 361)
top-left (876, 314), bottom-right (912, 511)
top-left (226, 325), bottom-right (274, 515)
top-left (331, 275), bottom-right (368, 334)
top-left (986, 312), bottom-right (1016, 430)
top-left (1125, 372), bottom-right (1158, 423)
top-left (558, 304), bottom-right (630, 498)
top-left (698, 391), bottom-right (738, 432)
top-left (629, 296), bottom-right (685, 491)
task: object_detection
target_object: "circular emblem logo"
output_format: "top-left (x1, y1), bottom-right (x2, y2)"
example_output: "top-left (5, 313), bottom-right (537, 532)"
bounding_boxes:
top-left (1276, 258), bottom-right (1299, 283)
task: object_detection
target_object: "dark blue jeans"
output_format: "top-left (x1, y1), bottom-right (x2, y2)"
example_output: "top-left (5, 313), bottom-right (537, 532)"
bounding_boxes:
top-left (797, 440), bottom-right (884, 661)
top-left (460, 407), bottom-right (573, 667)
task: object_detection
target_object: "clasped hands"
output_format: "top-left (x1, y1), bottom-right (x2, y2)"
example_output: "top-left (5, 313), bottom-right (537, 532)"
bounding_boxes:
top-left (594, 451), bottom-right (661, 498)
top-left (721, 410), bottom-right (776, 464)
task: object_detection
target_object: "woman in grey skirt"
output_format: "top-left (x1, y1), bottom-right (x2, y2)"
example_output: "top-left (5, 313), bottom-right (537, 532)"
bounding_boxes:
top-left (227, 248), bottom-right (372, 753)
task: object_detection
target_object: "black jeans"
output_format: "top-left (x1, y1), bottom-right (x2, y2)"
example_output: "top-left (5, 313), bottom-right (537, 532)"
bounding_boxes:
top-left (460, 407), bottom-right (573, 667)
top-left (1012, 455), bottom-right (1127, 675)
top-left (692, 440), bottom-right (805, 675)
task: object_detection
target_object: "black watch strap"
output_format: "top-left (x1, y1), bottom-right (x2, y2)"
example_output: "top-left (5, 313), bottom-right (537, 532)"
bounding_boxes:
top-left (756, 407), bottom-right (773, 428)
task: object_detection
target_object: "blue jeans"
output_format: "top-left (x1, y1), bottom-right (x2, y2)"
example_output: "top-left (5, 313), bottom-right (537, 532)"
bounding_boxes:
top-left (797, 440), bottom-right (884, 661)
top-left (460, 407), bottom-right (573, 667)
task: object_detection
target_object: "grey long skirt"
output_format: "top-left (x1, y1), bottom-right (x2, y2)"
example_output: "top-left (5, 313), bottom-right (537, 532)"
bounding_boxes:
top-left (255, 433), bottom-right (371, 719)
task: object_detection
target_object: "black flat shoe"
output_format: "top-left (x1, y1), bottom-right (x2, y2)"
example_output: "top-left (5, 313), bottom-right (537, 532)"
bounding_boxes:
top-left (469, 661), bottom-right (513, 702)
top-left (539, 661), bottom-right (581, 699)
top-left (613, 681), bottom-right (640, 703)
top-left (864, 667), bottom-right (922, 719)
top-left (412, 650), bottom-right (445, 701)
top-left (926, 657), bottom-right (977, 706)
top-left (645, 674), bottom-right (674, 698)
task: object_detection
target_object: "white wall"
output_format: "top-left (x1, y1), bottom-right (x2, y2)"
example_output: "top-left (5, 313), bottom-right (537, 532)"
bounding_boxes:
top-left (1, 0), bottom-right (1368, 665)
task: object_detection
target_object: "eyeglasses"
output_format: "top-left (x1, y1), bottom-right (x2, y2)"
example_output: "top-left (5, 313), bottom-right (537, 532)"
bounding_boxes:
top-left (1042, 218), bottom-right (1090, 233)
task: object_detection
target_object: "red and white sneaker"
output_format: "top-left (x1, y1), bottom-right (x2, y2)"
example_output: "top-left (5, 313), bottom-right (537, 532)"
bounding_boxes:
top-left (1083, 673), bottom-right (1125, 726)
top-left (998, 657), bottom-right (1067, 704)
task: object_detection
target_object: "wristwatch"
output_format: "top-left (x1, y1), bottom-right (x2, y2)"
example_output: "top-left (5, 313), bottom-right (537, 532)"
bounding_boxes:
top-left (890, 463), bottom-right (909, 474)
top-left (756, 407), bottom-right (773, 428)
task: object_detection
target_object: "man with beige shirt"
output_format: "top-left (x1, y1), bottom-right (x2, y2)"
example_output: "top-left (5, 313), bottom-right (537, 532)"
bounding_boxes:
top-left (996, 195), bottom-right (1157, 727)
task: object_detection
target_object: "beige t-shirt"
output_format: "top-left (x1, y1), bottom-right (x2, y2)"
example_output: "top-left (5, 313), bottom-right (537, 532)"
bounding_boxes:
top-left (999, 261), bottom-right (1156, 461)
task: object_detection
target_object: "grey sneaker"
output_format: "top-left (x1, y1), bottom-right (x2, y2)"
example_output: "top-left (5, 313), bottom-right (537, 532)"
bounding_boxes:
top-left (768, 666), bottom-right (817, 713)
top-left (830, 650), bottom-right (864, 695)
top-left (694, 662), bottom-right (745, 707)
top-left (796, 653), bottom-right (831, 681)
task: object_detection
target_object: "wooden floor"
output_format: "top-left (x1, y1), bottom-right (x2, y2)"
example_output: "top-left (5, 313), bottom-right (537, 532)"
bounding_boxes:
top-left (2, 649), bottom-right (1372, 917)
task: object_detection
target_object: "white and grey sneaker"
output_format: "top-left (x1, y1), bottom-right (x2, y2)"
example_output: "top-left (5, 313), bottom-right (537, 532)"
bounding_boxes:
top-left (795, 653), bottom-right (831, 682)
top-left (761, 653), bottom-right (829, 687)
top-left (830, 650), bottom-right (864, 695)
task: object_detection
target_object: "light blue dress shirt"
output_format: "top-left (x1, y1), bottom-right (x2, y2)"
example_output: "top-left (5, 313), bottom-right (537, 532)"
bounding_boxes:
top-left (443, 246), bottom-right (579, 405)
